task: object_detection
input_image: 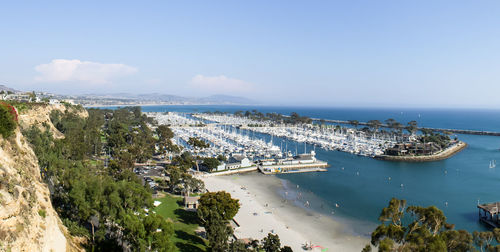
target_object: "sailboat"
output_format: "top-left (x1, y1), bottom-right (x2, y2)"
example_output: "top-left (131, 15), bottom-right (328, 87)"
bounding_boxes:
top-left (489, 160), bottom-right (497, 169)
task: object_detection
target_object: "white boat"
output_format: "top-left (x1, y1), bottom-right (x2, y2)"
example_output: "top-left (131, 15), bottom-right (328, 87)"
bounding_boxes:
top-left (489, 160), bottom-right (496, 169)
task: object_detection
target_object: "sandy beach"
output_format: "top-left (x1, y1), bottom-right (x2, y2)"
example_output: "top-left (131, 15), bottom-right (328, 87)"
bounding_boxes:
top-left (202, 173), bottom-right (368, 251)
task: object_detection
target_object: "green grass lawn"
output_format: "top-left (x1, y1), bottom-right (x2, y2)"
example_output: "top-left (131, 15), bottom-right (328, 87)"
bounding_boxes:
top-left (154, 194), bottom-right (207, 252)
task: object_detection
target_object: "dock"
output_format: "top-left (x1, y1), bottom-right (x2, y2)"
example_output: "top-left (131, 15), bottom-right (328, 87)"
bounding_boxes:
top-left (258, 161), bottom-right (329, 175)
top-left (478, 202), bottom-right (500, 228)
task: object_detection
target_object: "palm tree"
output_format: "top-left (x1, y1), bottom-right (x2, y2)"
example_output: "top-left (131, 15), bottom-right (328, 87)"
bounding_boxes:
top-left (349, 120), bottom-right (360, 129)
top-left (368, 120), bottom-right (382, 132)
top-left (385, 118), bottom-right (397, 131)
top-left (407, 120), bottom-right (418, 135)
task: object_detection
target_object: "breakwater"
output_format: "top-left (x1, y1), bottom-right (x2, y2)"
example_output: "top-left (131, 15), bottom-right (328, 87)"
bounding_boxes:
top-left (312, 118), bottom-right (500, 136)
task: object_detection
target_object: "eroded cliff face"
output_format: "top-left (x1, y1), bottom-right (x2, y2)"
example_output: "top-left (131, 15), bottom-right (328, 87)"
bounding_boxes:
top-left (0, 104), bottom-right (84, 251)
top-left (17, 104), bottom-right (88, 139)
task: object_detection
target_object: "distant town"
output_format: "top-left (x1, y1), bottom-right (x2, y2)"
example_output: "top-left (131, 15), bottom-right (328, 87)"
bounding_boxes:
top-left (0, 84), bottom-right (254, 107)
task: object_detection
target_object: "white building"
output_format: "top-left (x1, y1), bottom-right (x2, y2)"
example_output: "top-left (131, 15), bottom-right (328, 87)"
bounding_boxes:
top-left (217, 154), bottom-right (253, 171)
top-left (49, 99), bottom-right (60, 105)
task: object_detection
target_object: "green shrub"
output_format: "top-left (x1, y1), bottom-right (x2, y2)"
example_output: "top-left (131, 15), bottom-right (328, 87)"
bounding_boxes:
top-left (0, 104), bottom-right (16, 138)
top-left (62, 218), bottom-right (89, 237)
top-left (38, 209), bottom-right (46, 218)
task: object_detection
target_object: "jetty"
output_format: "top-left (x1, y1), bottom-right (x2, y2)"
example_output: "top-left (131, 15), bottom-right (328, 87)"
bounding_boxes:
top-left (478, 202), bottom-right (500, 228)
top-left (311, 118), bottom-right (500, 137)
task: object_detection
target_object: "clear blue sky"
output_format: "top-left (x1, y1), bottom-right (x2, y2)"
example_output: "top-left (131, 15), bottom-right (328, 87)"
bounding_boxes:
top-left (1, 1), bottom-right (500, 108)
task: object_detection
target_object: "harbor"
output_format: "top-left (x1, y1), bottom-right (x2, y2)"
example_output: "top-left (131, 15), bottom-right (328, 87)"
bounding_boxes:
top-left (145, 112), bottom-right (330, 175)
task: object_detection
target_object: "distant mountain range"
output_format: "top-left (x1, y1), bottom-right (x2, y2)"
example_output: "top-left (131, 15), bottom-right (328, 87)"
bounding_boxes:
top-left (76, 93), bottom-right (255, 105)
top-left (0, 84), bottom-right (19, 93)
top-left (0, 84), bottom-right (255, 105)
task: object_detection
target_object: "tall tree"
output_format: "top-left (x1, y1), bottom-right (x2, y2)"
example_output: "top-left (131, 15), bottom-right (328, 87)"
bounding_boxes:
top-left (198, 191), bottom-right (240, 251)
top-left (262, 233), bottom-right (281, 252)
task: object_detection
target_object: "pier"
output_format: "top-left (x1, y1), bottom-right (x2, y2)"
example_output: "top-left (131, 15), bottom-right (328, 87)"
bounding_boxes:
top-left (312, 118), bottom-right (500, 137)
top-left (478, 202), bottom-right (500, 228)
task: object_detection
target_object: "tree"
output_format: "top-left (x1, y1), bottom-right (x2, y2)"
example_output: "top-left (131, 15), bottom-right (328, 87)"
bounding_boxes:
top-left (385, 118), bottom-right (396, 130)
top-left (198, 191), bottom-right (240, 251)
top-left (262, 233), bottom-right (281, 252)
top-left (204, 212), bottom-right (234, 252)
top-left (143, 213), bottom-right (175, 251)
top-left (198, 191), bottom-right (239, 223)
top-left (156, 125), bottom-right (174, 140)
top-left (349, 120), bottom-right (360, 129)
top-left (281, 246), bottom-right (293, 252)
top-left (367, 120), bottom-right (381, 132)
top-left (216, 154), bottom-right (227, 162)
top-left (188, 137), bottom-right (210, 149)
top-left (229, 240), bottom-right (251, 252)
top-left (202, 157), bottom-right (220, 172)
top-left (368, 198), bottom-right (479, 252)
top-left (406, 120), bottom-right (418, 135)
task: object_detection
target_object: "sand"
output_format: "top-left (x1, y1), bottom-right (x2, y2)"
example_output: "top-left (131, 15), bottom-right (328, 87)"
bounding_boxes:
top-left (202, 173), bottom-right (368, 251)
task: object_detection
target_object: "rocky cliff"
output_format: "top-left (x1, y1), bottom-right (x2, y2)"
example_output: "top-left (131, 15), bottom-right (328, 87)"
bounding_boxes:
top-left (0, 104), bottom-right (84, 251)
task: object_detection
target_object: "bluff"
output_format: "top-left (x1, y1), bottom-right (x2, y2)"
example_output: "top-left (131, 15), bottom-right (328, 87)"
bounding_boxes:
top-left (0, 104), bottom-right (84, 251)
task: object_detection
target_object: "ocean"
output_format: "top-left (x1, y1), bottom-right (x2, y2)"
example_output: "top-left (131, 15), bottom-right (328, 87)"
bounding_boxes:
top-left (114, 105), bottom-right (500, 235)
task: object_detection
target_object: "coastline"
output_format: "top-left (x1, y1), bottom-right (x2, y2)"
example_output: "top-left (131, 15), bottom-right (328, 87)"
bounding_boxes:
top-left (83, 103), bottom-right (190, 108)
top-left (202, 173), bottom-right (368, 251)
top-left (375, 141), bottom-right (467, 162)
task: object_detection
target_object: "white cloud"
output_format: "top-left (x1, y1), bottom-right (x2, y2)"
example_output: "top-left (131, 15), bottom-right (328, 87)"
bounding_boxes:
top-left (35, 59), bottom-right (137, 84)
top-left (190, 74), bottom-right (253, 94)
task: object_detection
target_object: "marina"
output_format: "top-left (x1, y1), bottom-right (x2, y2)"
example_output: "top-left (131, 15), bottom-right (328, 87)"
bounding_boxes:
top-left (193, 113), bottom-right (396, 157)
top-left (145, 112), bottom-right (330, 175)
top-left (141, 105), bottom-right (500, 235)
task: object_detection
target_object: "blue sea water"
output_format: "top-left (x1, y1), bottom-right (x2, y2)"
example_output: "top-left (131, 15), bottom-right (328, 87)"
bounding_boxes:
top-left (110, 105), bottom-right (500, 235)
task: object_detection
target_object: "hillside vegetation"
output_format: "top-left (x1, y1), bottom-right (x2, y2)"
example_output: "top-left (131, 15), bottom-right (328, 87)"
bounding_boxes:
top-left (0, 104), bottom-right (82, 251)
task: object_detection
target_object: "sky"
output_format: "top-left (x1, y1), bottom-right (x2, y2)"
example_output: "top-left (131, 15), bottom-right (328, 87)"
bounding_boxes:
top-left (1, 1), bottom-right (500, 108)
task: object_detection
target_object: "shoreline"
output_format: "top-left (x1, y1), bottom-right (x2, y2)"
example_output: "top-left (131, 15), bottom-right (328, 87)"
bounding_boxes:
top-left (202, 173), bottom-right (368, 251)
top-left (82, 103), bottom-right (254, 108)
top-left (375, 141), bottom-right (467, 162)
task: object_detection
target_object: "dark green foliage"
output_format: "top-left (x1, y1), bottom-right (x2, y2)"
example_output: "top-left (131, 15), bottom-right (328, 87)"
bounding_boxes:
top-left (188, 137), bottom-right (210, 149)
top-left (202, 157), bottom-right (220, 172)
top-left (229, 240), bottom-right (251, 252)
top-left (198, 191), bottom-right (240, 252)
top-left (24, 108), bottom-right (175, 251)
top-left (361, 244), bottom-right (371, 252)
top-left (419, 132), bottom-right (451, 148)
top-left (0, 103), bottom-right (16, 138)
top-left (204, 213), bottom-right (233, 252)
top-left (233, 110), bottom-right (311, 125)
top-left (216, 154), bottom-right (227, 162)
top-left (198, 191), bottom-right (240, 223)
top-left (262, 233), bottom-right (281, 252)
top-left (367, 198), bottom-right (500, 252)
top-left (281, 246), bottom-right (293, 252)
top-left (156, 125), bottom-right (180, 153)
top-left (106, 107), bottom-right (156, 163)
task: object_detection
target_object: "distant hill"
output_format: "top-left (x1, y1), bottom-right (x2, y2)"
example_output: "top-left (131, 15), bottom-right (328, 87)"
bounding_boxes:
top-left (0, 84), bottom-right (19, 93)
top-left (76, 93), bottom-right (254, 105)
